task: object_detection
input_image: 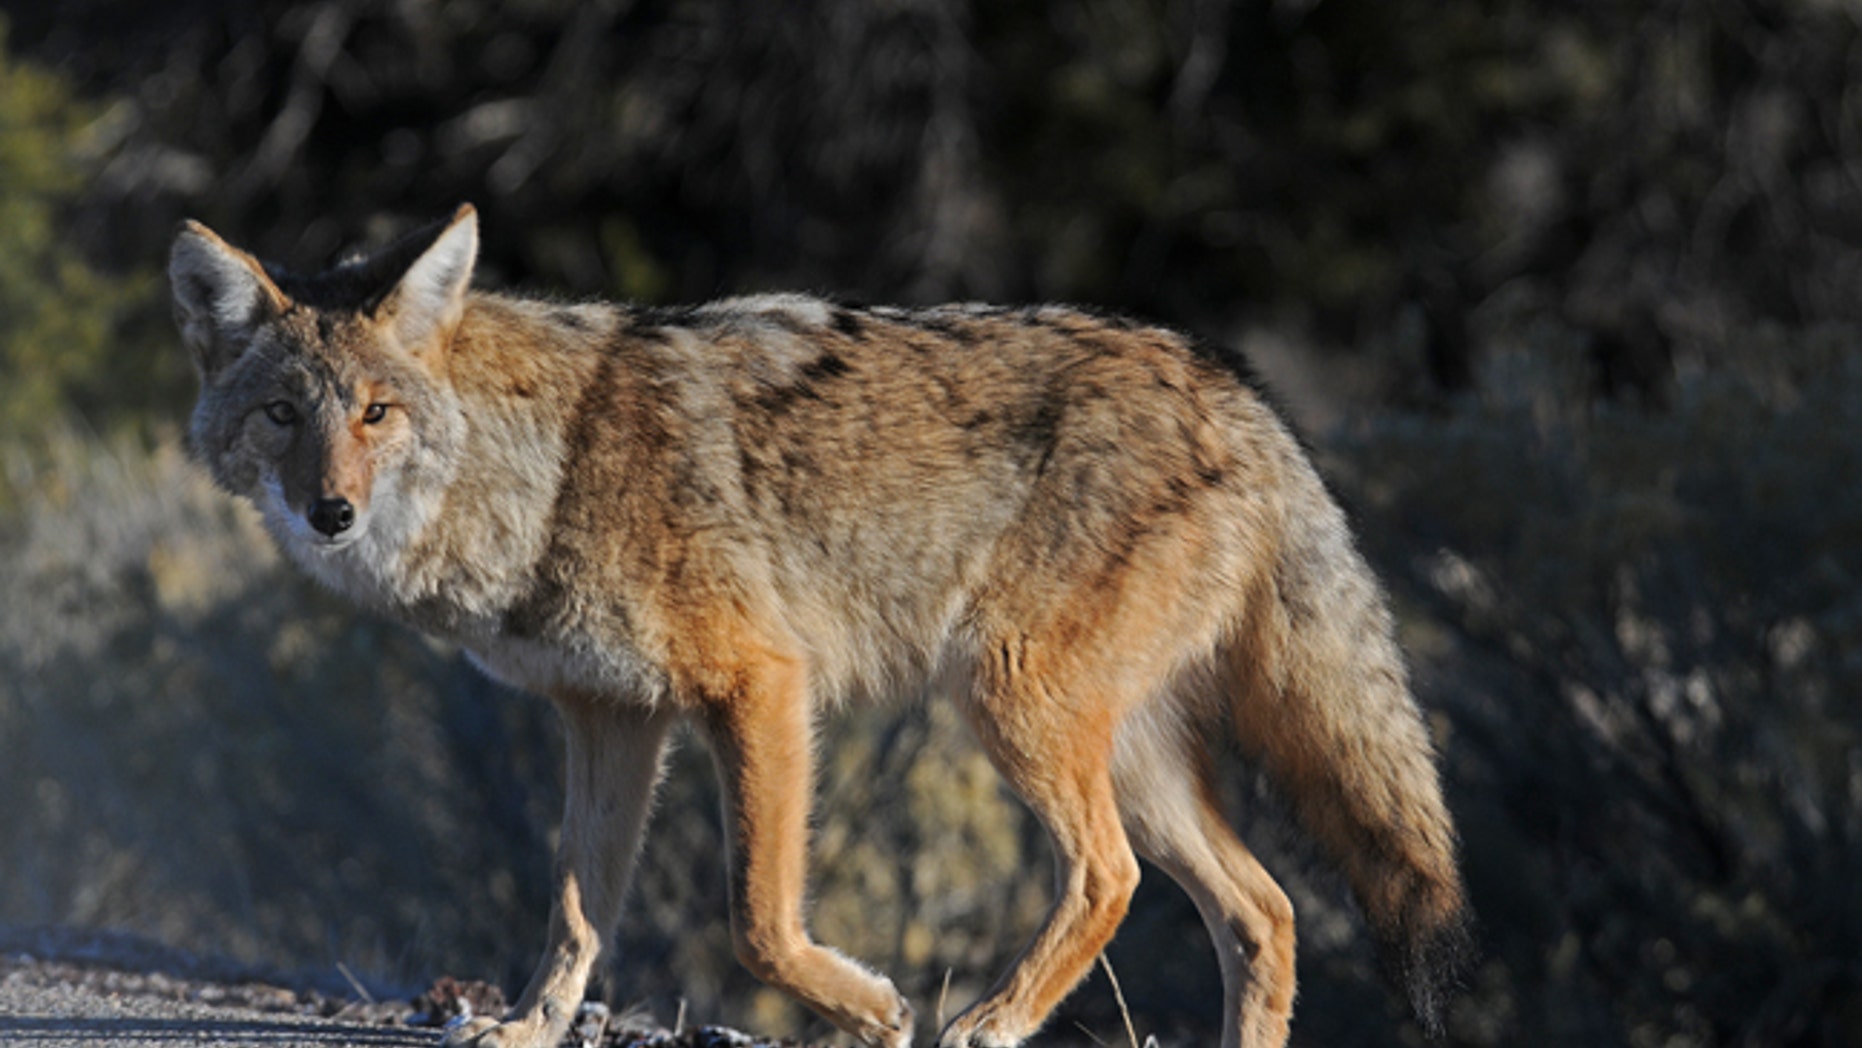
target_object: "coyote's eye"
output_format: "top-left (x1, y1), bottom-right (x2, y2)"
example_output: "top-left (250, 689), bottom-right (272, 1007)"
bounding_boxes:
top-left (362, 403), bottom-right (390, 424)
top-left (263, 401), bottom-right (298, 425)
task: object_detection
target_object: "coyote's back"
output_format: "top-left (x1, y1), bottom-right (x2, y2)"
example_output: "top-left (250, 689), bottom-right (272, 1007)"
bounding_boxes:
top-left (169, 206), bottom-right (1468, 1048)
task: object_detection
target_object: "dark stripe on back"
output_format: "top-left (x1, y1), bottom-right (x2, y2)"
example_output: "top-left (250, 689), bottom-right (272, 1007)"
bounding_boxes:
top-left (623, 304), bottom-right (705, 339)
top-left (894, 312), bottom-right (980, 345)
top-left (799, 353), bottom-right (850, 382)
top-left (831, 307), bottom-right (867, 339)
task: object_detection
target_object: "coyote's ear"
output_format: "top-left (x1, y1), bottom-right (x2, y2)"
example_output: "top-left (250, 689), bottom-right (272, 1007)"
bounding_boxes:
top-left (168, 221), bottom-right (288, 380)
top-left (377, 204), bottom-right (478, 355)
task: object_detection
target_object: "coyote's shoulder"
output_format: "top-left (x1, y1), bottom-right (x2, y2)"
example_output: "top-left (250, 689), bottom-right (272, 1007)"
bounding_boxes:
top-left (170, 206), bottom-right (1468, 1048)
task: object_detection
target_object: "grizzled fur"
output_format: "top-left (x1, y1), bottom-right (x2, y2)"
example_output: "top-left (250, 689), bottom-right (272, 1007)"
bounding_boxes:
top-left (169, 206), bottom-right (1469, 1048)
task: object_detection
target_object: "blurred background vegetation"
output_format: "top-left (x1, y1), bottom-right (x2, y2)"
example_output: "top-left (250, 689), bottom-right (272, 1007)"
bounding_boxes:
top-left (1, 1), bottom-right (1858, 1045)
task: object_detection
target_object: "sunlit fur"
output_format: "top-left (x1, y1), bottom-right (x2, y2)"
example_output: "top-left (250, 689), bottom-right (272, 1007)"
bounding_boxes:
top-left (169, 207), bottom-right (1470, 1048)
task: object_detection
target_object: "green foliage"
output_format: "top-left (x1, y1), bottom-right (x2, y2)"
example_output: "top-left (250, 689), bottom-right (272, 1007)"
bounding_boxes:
top-left (0, 17), bottom-right (152, 445)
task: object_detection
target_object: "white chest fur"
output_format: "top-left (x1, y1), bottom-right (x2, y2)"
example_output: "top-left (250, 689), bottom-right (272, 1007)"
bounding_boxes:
top-left (462, 630), bottom-right (666, 705)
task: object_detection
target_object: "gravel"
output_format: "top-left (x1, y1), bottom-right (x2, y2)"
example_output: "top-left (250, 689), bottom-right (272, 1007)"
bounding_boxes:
top-left (0, 927), bottom-right (810, 1048)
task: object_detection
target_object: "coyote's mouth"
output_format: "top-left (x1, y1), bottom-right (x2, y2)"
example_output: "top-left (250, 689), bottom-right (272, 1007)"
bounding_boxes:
top-left (306, 527), bottom-right (367, 551)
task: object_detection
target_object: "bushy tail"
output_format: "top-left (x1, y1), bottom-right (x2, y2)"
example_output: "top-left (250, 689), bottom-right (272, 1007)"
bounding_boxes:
top-left (1228, 498), bottom-right (1473, 1035)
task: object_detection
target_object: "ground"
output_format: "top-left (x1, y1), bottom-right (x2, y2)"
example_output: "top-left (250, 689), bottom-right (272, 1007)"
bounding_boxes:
top-left (0, 927), bottom-right (808, 1048)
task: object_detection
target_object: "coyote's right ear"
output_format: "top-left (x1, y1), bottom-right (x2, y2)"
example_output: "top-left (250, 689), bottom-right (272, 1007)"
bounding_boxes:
top-left (168, 221), bottom-right (288, 380)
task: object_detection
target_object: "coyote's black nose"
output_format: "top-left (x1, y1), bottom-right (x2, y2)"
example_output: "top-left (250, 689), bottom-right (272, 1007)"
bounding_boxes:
top-left (308, 497), bottom-right (356, 537)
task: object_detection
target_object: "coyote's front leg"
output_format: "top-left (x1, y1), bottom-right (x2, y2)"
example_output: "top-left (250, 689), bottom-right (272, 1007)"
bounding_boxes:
top-left (447, 697), bottom-right (675, 1048)
top-left (697, 646), bottom-right (915, 1048)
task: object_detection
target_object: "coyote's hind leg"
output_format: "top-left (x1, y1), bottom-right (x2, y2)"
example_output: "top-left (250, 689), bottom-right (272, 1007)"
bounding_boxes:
top-left (939, 639), bottom-right (1144, 1048)
top-left (1112, 703), bottom-right (1296, 1048)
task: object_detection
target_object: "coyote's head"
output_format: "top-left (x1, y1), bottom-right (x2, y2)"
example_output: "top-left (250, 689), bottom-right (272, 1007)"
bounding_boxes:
top-left (168, 206), bottom-right (476, 562)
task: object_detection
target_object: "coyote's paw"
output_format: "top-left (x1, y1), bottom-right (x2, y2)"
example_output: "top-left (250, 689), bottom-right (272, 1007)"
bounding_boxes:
top-left (849, 991), bottom-right (914, 1048)
top-left (441, 1013), bottom-right (558, 1048)
top-left (937, 1001), bottom-right (1028, 1048)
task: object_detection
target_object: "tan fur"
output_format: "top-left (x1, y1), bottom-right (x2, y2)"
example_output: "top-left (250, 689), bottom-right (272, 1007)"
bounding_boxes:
top-left (169, 207), bottom-right (1469, 1048)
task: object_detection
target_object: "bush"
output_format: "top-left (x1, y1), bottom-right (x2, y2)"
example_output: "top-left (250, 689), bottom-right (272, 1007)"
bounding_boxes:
top-left (0, 16), bottom-right (158, 447)
top-left (1333, 325), bottom-right (1862, 1045)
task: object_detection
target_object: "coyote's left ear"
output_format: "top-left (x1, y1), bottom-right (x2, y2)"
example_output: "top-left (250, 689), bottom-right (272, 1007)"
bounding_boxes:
top-left (376, 204), bottom-right (478, 355)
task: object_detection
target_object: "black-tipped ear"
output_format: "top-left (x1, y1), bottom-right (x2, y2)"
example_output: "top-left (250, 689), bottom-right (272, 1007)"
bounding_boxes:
top-left (375, 204), bottom-right (478, 354)
top-left (168, 221), bottom-right (288, 380)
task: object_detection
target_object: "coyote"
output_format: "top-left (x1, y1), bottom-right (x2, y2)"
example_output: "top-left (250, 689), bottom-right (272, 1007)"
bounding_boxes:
top-left (168, 206), bottom-right (1468, 1048)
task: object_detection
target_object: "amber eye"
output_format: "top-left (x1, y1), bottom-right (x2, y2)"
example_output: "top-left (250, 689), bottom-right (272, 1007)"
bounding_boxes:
top-left (362, 403), bottom-right (390, 424)
top-left (263, 401), bottom-right (298, 425)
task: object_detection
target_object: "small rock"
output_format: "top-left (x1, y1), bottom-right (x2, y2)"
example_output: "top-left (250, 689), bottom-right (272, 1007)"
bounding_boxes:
top-left (410, 974), bottom-right (508, 1026)
top-left (571, 999), bottom-right (610, 1046)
